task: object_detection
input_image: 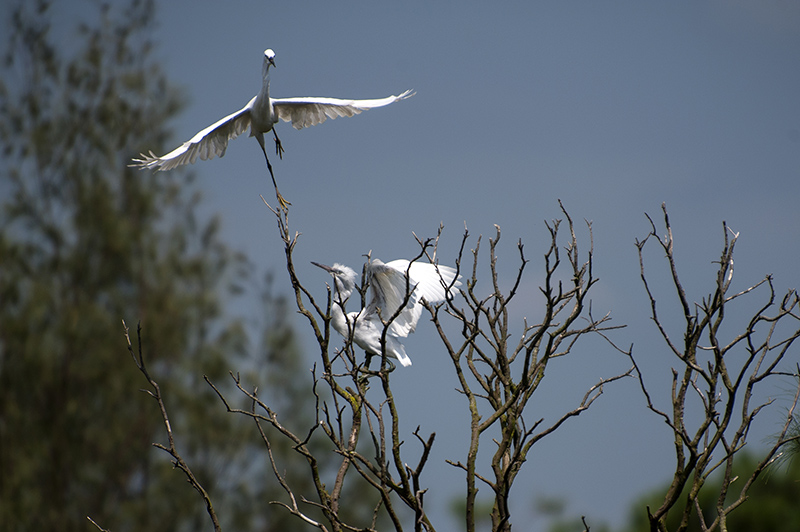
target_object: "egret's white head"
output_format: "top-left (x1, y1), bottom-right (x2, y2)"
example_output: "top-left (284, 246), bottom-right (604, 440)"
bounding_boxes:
top-left (312, 262), bottom-right (358, 301)
top-left (263, 49), bottom-right (276, 68)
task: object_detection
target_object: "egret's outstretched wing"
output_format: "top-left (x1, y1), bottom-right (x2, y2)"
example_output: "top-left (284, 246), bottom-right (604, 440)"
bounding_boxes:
top-left (272, 89), bottom-right (415, 130)
top-left (387, 261), bottom-right (461, 336)
top-left (366, 259), bottom-right (460, 338)
top-left (400, 262), bottom-right (461, 304)
top-left (365, 260), bottom-right (417, 337)
top-left (131, 100), bottom-right (255, 171)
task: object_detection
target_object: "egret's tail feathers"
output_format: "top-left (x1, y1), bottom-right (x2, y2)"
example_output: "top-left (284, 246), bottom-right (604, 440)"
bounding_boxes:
top-left (387, 337), bottom-right (412, 367)
top-left (395, 350), bottom-right (412, 367)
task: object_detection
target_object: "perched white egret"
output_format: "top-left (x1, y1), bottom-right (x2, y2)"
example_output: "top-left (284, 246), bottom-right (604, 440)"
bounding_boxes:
top-left (313, 258), bottom-right (461, 367)
top-left (131, 49), bottom-right (414, 208)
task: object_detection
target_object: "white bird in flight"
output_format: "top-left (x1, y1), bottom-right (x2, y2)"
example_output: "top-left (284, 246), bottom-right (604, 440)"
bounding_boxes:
top-left (313, 258), bottom-right (461, 367)
top-left (131, 49), bottom-right (414, 208)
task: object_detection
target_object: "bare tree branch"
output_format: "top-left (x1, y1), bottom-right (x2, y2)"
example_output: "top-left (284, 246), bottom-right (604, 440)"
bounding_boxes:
top-left (634, 204), bottom-right (800, 532)
top-left (121, 320), bottom-right (221, 532)
top-left (429, 201), bottom-right (628, 531)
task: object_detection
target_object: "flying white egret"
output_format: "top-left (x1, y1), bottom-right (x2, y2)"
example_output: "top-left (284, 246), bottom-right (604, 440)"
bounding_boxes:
top-left (131, 49), bottom-right (414, 208)
top-left (313, 258), bottom-right (461, 367)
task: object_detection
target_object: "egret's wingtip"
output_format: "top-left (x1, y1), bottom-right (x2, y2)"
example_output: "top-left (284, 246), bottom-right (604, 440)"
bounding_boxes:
top-left (128, 151), bottom-right (162, 171)
top-left (398, 89), bottom-right (416, 100)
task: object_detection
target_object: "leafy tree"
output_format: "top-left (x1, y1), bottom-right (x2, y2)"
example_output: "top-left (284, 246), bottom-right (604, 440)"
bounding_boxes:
top-left (0, 1), bottom-right (266, 530)
top-left (0, 3), bottom-right (389, 531)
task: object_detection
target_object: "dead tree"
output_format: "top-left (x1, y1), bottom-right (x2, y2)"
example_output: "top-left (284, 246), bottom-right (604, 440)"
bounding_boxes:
top-left (429, 201), bottom-right (631, 532)
top-left (201, 199), bottom-right (629, 532)
top-left (633, 203), bottom-right (800, 532)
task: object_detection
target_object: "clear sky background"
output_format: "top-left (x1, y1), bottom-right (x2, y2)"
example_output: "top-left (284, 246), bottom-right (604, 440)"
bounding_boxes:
top-left (56, 0), bottom-right (800, 529)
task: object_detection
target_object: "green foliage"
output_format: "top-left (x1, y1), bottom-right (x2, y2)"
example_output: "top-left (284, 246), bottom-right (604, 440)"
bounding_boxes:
top-left (0, 1), bottom-right (257, 530)
top-left (0, 2), bottom-right (389, 531)
top-left (624, 452), bottom-right (800, 532)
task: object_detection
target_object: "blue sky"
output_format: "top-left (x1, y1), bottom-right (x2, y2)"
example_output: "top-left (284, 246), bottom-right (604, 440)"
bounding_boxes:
top-left (54, 0), bottom-right (800, 529)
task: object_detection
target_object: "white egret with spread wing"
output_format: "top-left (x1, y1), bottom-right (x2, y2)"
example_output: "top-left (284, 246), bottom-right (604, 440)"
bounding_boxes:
top-left (313, 258), bottom-right (461, 367)
top-left (131, 49), bottom-right (414, 208)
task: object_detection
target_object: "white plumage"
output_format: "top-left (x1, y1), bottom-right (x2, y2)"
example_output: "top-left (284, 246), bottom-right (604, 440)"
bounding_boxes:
top-left (313, 259), bottom-right (461, 367)
top-left (131, 49), bottom-right (413, 206)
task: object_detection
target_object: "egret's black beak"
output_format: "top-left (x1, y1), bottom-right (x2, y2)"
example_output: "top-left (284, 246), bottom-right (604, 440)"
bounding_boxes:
top-left (311, 261), bottom-right (334, 273)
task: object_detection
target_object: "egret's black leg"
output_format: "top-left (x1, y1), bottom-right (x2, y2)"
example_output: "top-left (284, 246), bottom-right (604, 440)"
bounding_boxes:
top-left (380, 355), bottom-right (396, 372)
top-left (258, 140), bottom-right (290, 210)
top-left (273, 129), bottom-right (284, 160)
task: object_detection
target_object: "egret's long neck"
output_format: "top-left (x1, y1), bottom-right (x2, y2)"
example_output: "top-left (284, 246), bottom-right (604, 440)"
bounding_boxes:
top-left (330, 304), bottom-right (349, 339)
top-left (331, 285), bottom-right (362, 338)
top-left (260, 62), bottom-right (272, 100)
top-left (251, 61), bottom-right (274, 131)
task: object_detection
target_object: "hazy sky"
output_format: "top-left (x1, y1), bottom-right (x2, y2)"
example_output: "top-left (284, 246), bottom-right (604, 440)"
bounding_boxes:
top-left (52, 0), bottom-right (800, 529)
